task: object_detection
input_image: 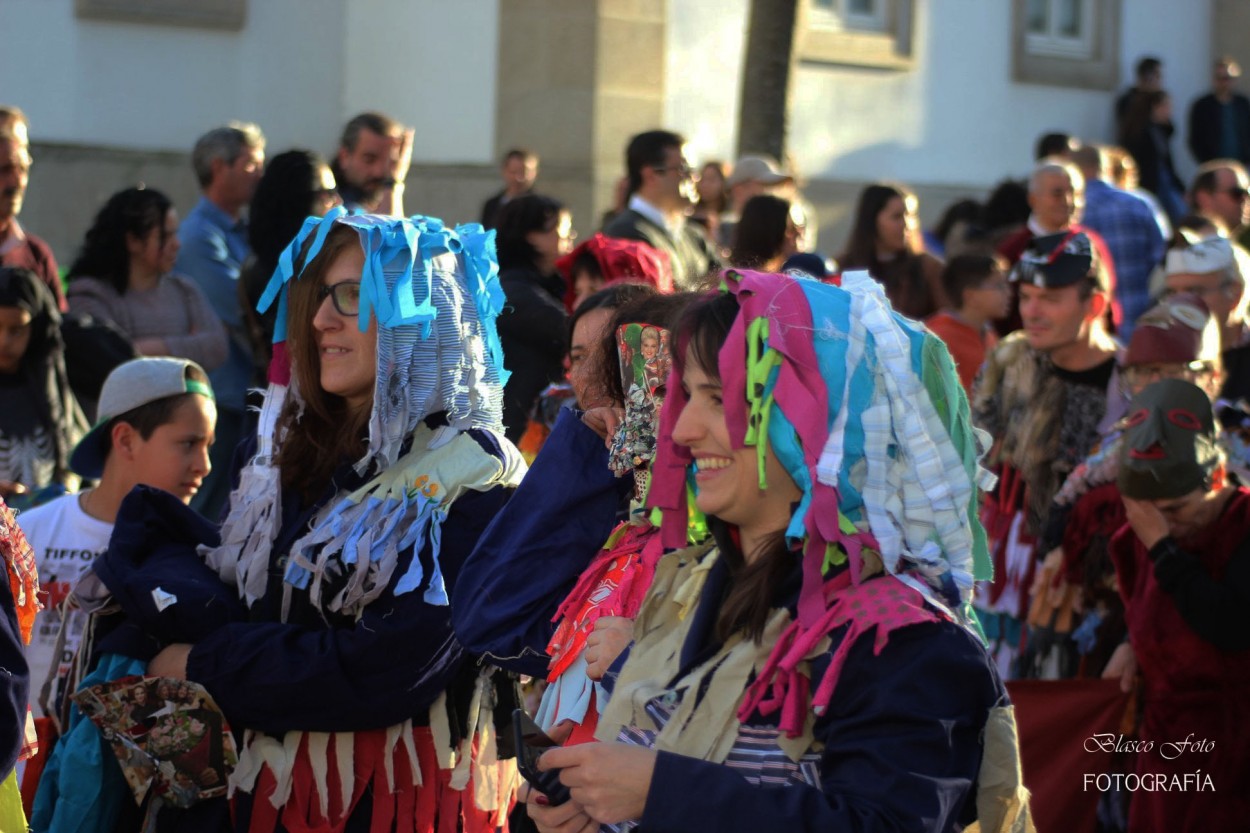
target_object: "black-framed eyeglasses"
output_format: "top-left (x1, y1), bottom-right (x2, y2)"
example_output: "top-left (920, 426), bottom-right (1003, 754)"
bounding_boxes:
top-left (317, 281), bottom-right (361, 316)
top-left (1225, 186), bottom-right (1249, 201)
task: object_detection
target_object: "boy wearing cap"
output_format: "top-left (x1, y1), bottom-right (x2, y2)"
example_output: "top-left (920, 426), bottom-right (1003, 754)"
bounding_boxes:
top-left (16, 357), bottom-right (215, 723)
top-left (971, 229), bottom-right (1120, 678)
top-left (1110, 379), bottom-right (1250, 832)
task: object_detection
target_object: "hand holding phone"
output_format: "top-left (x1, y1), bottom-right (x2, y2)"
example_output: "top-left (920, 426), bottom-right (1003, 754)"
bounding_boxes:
top-left (513, 709), bottom-right (572, 806)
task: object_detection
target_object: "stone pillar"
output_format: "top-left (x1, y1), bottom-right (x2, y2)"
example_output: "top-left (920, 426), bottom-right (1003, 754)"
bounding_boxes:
top-left (494, 0), bottom-right (666, 234)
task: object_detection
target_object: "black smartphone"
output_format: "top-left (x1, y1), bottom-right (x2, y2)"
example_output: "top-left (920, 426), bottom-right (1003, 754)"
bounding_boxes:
top-left (512, 708), bottom-right (572, 806)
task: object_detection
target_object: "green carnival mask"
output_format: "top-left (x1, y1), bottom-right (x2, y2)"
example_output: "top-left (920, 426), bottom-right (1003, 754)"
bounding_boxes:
top-left (1118, 379), bottom-right (1220, 500)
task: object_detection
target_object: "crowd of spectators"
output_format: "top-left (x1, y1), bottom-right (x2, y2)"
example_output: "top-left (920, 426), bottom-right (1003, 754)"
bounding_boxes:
top-left (2, 51), bottom-right (1249, 833)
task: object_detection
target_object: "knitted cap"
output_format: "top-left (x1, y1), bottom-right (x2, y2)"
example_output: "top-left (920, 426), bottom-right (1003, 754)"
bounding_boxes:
top-left (1124, 293), bottom-right (1220, 367)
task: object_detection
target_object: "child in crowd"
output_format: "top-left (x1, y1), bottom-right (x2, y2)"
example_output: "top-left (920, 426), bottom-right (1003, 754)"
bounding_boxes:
top-left (0, 266), bottom-right (86, 501)
top-left (925, 253), bottom-right (1011, 394)
top-left (16, 358), bottom-right (214, 741)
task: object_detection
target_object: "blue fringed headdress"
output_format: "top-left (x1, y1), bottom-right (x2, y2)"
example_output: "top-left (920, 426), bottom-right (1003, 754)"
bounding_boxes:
top-left (259, 208), bottom-right (510, 468)
top-left (203, 211), bottom-right (525, 617)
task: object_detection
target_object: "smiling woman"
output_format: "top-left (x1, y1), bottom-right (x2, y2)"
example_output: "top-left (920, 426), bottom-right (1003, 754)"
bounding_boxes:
top-left (528, 269), bottom-right (1032, 833)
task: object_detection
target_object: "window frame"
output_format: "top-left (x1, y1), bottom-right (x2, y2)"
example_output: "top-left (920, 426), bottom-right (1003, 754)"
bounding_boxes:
top-left (75, 0), bottom-right (246, 31)
top-left (798, 0), bottom-right (913, 70)
top-left (1012, 0), bottom-right (1121, 90)
top-left (1023, 0), bottom-right (1096, 60)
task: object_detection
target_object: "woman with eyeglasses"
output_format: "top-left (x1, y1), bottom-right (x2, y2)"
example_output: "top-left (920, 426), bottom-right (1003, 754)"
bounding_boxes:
top-left (67, 187), bottom-right (228, 371)
top-left (48, 211), bottom-right (526, 832)
top-left (238, 149), bottom-right (342, 385)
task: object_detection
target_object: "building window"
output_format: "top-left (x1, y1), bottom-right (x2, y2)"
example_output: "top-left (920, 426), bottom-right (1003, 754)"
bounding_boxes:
top-left (809, 0), bottom-right (888, 34)
top-left (1012, 0), bottom-right (1120, 90)
top-left (1024, 0), bottom-right (1094, 59)
top-left (75, 0), bottom-right (246, 31)
top-left (798, 0), bottom-right (913, 70)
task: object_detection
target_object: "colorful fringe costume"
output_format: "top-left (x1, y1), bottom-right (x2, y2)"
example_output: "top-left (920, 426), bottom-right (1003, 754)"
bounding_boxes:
top-left (597, 270), bottom-right (1033, 832)
top-left (537, 321), bottom-right (684, 743)
top-left (195, 211), bottom-right (525, 832)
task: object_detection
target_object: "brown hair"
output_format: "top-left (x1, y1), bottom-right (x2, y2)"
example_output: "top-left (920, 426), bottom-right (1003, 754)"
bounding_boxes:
top-left (673, 292), bottom-right (799, 643)
top-left (274, 225), bottom-right (372, 503)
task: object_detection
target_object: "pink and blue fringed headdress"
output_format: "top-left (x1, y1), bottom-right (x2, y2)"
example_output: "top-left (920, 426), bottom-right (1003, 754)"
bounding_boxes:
top-left (649, 267), bottom-right (994, 640)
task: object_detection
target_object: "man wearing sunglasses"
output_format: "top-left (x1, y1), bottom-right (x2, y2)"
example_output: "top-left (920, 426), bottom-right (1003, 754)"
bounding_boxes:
top-left (1190, 159), bottom-right (1250, 237)
top-left (603, 129), bottom-right (722, 290)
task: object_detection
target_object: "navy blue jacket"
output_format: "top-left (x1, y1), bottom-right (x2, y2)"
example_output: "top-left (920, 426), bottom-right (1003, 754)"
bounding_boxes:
top-left (630, 555), bottom-right (1004, 833)
top-left (452, 409), bottom-right (632, 678)
top-left (0, 558), bottom-right (29, 779)
top-left (180, 428), bottom-right (512, 735)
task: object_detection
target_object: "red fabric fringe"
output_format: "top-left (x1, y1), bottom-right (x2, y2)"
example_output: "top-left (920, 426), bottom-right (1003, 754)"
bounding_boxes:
top-left (243, 726), bottom-right (513, 833)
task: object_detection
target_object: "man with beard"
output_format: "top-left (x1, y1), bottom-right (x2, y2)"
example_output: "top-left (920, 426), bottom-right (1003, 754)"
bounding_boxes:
top-left (331, 112), bottom-right (414, 216)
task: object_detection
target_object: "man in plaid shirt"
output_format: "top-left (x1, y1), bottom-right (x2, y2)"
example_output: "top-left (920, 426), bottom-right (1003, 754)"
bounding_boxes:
top-left (1073, 144), bottom-right (1167, 341)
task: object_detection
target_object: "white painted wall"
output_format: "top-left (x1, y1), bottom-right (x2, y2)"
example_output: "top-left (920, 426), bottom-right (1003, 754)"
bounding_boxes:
top-left (342, 0), bottom-right (499, 164)
top-left (663, 0), bottom-right (749, 166)
top-left (665, 0), bottom-right (1214, 189)
top-left (0, 0), bottom-right (498, 164)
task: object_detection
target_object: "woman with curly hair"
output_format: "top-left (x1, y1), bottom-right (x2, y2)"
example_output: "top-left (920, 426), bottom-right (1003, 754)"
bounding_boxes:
top-left (66, 187), bottom-right (227, 370)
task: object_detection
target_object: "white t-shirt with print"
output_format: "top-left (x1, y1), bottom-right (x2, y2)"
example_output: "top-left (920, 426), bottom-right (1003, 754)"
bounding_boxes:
top-left (16, 492), bottom-right (112, 718)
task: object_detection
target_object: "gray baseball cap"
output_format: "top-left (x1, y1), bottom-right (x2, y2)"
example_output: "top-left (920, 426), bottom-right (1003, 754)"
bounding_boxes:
top-left (726, 155), bottom-right (794, 189)
top-left (70, 357), bottom-right (215, 478)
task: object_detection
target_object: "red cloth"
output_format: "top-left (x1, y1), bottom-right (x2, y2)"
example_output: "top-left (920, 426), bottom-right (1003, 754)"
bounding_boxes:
top-left (1007, 679), bottom-right (1130, 833)
top-left (1, 231), bottom-right (65, 312)
top-left (244, 726), bottom-right (513, 833)
top-left (923, 311), bottom-right (997, 395)
top-left (1109, 488), bottom-right (1250, 832)
top-left (556, 233), bottom-right (674, 311)
top-left (546, 523), bottom-right (662, 681)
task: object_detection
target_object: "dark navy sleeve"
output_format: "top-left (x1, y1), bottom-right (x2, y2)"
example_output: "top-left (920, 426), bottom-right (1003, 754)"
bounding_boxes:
top-left (0, 560), bottom-right (29, 778)
top-left (184, 484), bottom-right (511, 735)
top-left (452, 408), bottom-right (631, 677)
top-left (639, 620), bottom-right (1001, 833)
